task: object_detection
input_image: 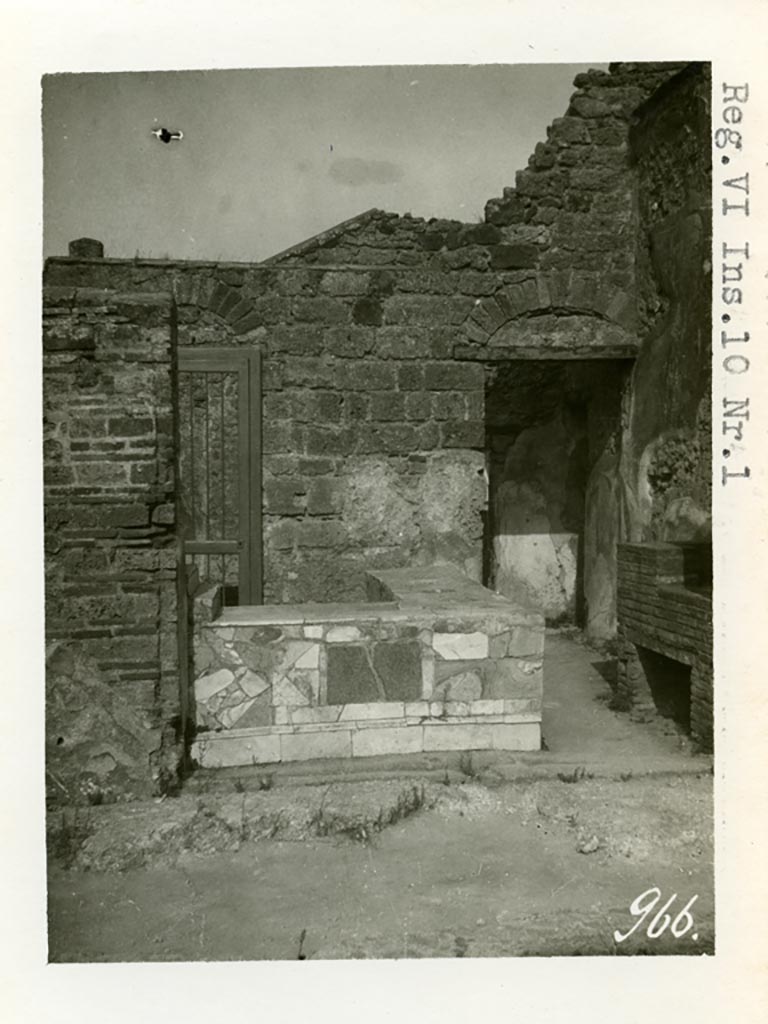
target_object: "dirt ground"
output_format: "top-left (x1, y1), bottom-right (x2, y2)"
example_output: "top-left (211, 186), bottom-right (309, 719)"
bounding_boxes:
top-left (47, 769), bottom-right (713, 961)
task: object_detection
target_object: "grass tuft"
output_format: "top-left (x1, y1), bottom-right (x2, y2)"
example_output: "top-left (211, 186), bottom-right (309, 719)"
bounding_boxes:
top-left (309, 784), bottom-right (431, 844)
top-left (556, 766), bottom-right (594, 784)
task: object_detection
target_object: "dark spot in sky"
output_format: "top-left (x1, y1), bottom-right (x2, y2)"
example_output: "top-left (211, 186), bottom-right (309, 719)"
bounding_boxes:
top-left (151, 127), bottom-right (183, 144)
top-left (329, 157), bottom-right (404, 187)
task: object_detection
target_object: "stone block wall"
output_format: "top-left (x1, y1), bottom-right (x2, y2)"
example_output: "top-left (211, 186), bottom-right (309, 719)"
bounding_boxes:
top-left (485, 64), bottom-right (689, 285)
top-left (44, 259), bottom-right (492, 603)
top-left (616, 542), bottom-right (712, 751)
top-left (43, 63), bottom-right (697, 622)
top-left (43, 286), bottom-right (180, 802)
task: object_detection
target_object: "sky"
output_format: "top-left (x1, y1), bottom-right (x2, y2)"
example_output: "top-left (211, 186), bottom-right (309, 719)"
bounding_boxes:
top-left (42, 63), bottom-right (603, 263)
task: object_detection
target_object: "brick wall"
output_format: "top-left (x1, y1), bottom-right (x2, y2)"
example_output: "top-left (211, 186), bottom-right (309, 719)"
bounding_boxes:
top-left (44, 260), bottom-right (491, 603)
top-left (43, 285), bottom-right (180, 801)
top-left (616, 542), bottom-right (712, 751)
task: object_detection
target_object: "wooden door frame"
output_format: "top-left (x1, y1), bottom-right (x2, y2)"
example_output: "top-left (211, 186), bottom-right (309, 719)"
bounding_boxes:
top-left (176, 346), bottom-right (263, 604)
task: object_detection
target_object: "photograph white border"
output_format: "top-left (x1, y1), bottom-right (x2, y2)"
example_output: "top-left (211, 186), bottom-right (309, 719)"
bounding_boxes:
top-left (2, 2), bottom-right (767, 1021)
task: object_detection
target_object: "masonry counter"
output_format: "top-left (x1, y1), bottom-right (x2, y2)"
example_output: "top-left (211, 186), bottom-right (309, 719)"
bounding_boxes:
top-left (190, 565), bottom-right (544, 767)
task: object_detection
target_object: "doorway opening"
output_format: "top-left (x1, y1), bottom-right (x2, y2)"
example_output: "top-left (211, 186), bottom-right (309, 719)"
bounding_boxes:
top-left (484, 359), bottom-right (630, 636)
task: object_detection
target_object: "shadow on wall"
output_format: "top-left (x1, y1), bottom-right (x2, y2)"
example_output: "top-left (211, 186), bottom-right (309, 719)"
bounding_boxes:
top-left (637, 646), bottom-right (692, 731)
top-left (485, 360), bottom-right (629, 636)
top-left (485, 362), bottom-right (587, 625)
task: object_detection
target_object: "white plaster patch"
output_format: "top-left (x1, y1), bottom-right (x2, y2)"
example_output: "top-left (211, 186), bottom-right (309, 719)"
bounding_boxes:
top-left (194, 668), bottom-right (235, 703)
top-left (326, 626), bottom-right (362, 643)
top-left (303, 625), bottom-right (324, 640)
top-left (494, 528), bottom-right (577, 621)
top-left (433, 631), bottom-right (489, 660)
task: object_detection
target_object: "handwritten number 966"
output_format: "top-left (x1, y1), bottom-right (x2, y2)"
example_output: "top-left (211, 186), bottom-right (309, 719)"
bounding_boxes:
top-left (614, 888), bottom-right (699, 943)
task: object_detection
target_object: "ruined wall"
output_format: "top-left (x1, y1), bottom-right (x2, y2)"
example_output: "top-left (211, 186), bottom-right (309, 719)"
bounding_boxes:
top-left (40, 62), bottom-right (713, 804)
top-left (622, 64), bottom-right (712, 543)
top-left (44, 259), bottom-right (489, 603)
top-left (268, 61), bottom-right (690, 633)
top-left (479, 61), bottom-right (696, 638)
top-left (469, 60), bottom-right (709, 637)
top-left (43, 286), bottom-right (179, 803)
top-left (43, 61), bottom-right (704, 637)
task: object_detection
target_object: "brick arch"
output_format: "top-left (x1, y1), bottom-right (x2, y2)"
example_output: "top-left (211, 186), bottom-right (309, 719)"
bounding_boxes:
top-left (172, 276), bottom-right (262, 336)
top-left (459, 273), bottom-right (638, 360)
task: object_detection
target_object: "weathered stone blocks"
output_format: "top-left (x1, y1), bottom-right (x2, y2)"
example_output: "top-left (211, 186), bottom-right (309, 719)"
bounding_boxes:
top-left (483, 658), bottom-right (544, 700)
top-left (281, 729), bottom-right (352, 762)
top-left (326, 645), bottom-right (381, 704)
top-left (372, 641), bottom-right (422, 700)
top-left (352, 726), bottom-right (424, 757)
top-left (433, 631), bottom-right (489, 660)
top-left (432, 668), bottom-right (483, 702)
top-left (191, 565), bottom-right (543, 766)
top-left (46, 642), bottom-right (164, 804)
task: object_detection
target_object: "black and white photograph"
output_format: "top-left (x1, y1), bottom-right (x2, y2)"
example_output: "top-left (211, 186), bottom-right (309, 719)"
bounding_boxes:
top-left (3, 0), bottom-right (767, 1019)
